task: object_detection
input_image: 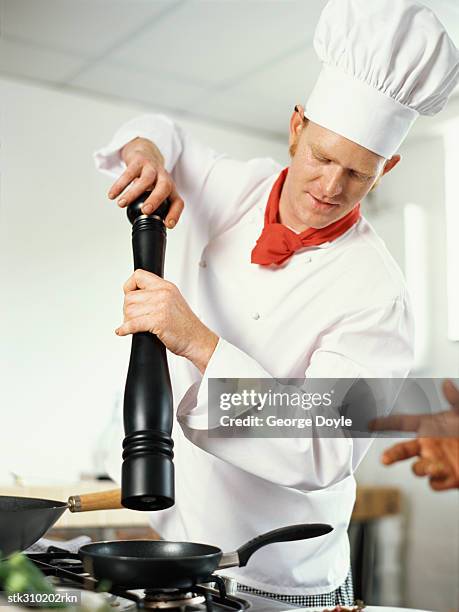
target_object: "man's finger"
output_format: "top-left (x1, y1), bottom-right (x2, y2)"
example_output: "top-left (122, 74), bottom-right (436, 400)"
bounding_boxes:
top-left (123, 302), bottom-right (156, 322)
top-left (412, 458), bottom-right (431, 477)
top-left (142, 175), bottom-right (172, 215)
top-left (429, 473), bottom-right (459, 491)
top-left (116, 165), bottom-right (157, 207)
top-left (442, 379), bottom-right (459, 414)
top-left (165, 197), bottom-right (185, 229)
top-left (165, 184), bottom-right (184, 228)
top-left (115, 315), bottom-right (152, 336)
top-left (370, 414), bottom-right (422, 432)
top-left (123, 269), bottom-right (163, 294)
top-left (123, 291), bottom-right (157, 320)
top-left (381, 439), bottom-right (420, 464)
top-left (108, 160), bottom-right (142, 200)
top-left (124, 289), bottom-right (150, 304)
top-left (425, 461), bottom-right (449, 479)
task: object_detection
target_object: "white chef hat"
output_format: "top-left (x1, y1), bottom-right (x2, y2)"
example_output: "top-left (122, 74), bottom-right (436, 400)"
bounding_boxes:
top-left (305, 0), bottom-right (459, 158)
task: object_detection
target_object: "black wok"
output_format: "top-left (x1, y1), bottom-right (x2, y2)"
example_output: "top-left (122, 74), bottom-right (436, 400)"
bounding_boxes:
top-left (79, 523), bottom-right (333, 589)
top-left (0, 489), bottom-right (122, 557)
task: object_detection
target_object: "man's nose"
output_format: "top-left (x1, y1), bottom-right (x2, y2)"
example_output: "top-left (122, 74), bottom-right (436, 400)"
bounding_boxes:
top-left (322, 166), bottom-right (344, 199)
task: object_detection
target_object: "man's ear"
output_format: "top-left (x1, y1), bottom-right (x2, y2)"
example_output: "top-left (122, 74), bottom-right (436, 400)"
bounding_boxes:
top-left (381, 154), bottom-right (401, 177)
top-left (289, 104), bottom-right (305, 147)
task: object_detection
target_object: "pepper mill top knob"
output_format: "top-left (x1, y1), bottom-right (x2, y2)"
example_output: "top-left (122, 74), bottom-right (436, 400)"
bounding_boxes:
top-left (126, 193), bottom-right (170, 226)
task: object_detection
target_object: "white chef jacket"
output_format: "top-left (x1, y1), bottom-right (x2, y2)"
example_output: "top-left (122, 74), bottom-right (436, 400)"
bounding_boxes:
top-left (94, 114), bottom-right (414, 596)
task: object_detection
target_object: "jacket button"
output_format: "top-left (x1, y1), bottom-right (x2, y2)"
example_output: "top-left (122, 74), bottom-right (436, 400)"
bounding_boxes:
top-left (252, 312), bottom-right (261, 320)
top-left (199, 260), bottom-right (207, 268)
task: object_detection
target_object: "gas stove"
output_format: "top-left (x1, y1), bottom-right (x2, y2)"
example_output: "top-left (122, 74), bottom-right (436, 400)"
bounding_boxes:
top-left (7, 548), bottom-right (299, 611)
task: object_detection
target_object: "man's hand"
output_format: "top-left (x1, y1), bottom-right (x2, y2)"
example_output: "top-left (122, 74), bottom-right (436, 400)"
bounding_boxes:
top-left (115, 269), bottom-right (219, 374)
top-left (370, 380), bottom-right (459, 491)
top-left (379, 437), bottom-right (459, 491)
top-left (108, 137), bottom-right (184, 229)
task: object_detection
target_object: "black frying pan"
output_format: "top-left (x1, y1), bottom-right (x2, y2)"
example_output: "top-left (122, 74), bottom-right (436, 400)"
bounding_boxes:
top-left (0, 489), bottom-right (122, 557)
top-left (79, 523), bottom-right (333, 589)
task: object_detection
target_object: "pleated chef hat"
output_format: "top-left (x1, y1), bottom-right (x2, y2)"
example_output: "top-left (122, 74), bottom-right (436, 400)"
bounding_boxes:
top-left (305, 0), bottom-right (459, 158)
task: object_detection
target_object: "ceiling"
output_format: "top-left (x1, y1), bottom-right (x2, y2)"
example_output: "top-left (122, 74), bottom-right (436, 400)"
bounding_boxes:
top-left (1, 0), bottom-right (458, 140)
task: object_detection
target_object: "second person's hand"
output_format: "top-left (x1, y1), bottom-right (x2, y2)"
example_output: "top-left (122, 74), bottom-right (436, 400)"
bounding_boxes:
top-left (380, 437), bottom-right (459, 491)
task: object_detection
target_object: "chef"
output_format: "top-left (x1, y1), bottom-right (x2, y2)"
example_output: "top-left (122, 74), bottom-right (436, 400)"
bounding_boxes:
top-left (94, 0), bottom-right (459, 607)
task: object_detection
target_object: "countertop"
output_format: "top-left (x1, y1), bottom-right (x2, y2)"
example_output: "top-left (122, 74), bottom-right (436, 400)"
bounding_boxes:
top-left (0, 481), bottom-right (402, 528)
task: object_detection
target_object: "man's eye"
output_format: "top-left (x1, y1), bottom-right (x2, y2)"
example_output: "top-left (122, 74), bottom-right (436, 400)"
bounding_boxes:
top-left (350, 170), bottom-right (368, 181)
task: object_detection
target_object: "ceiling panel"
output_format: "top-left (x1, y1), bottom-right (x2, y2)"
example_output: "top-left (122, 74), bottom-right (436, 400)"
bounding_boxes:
top-left (1, 0), bottom-right (180, 59)
top-left (108, 0), bottom-right (327, 87)
top-left (0, 0), bottom-right (457, 140)
top-left (0, 37), bottom-right (86, 82)
top-left (190, 47), bottom-right (320, 134)
top-left (71, 60), bottom-right (207, 112)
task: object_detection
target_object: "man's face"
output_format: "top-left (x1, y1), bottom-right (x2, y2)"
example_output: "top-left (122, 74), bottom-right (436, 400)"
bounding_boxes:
top-left (283, 114), bottom-right (399, 230)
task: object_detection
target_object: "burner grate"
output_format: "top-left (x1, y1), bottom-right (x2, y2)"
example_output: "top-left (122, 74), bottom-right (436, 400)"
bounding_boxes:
top-left (143, 588), bottom-right (206, 610)
top-left (23, 549), bottom-right (249, 611)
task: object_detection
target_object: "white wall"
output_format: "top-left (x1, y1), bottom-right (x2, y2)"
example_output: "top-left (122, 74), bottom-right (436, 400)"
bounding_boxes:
top-left (356, 134), bottom-right (459, 611)
top-left (0, 77), bottom-right (287, 482)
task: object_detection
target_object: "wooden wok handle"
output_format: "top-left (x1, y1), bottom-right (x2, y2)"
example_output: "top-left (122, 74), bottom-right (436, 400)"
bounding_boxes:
top-left (67, 489), bottom-right (123, 513)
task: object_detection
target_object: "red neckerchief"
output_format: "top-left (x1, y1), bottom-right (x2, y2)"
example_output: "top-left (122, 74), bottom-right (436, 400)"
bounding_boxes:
top-left (251, 168), bottom-right (361, 266)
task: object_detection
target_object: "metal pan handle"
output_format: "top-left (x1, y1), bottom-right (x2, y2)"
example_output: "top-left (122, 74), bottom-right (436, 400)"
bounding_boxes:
top-left (219, 523), bottom-right (333, 569)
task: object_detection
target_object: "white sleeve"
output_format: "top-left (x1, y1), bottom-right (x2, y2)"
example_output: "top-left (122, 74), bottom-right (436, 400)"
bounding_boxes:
top-left (177, 298), bottom-right (414, 491)
top-left (93, 114), bottom-right (280, 237)
top-left (93, 115), bottom-right (219, 182)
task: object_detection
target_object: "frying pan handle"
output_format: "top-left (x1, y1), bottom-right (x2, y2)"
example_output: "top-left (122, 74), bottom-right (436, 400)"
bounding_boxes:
top-left (67, 489), bottom-right (123, 512)
top-left (236, 524), bottom-right (333, 567)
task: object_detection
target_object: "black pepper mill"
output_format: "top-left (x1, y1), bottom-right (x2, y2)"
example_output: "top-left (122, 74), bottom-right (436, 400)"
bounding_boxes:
top-left (121, 193), bottom-right (174, 511)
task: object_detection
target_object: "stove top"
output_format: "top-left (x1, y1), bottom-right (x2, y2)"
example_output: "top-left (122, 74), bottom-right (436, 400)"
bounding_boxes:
top-left (5, 548), bottom-right (299, 611)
